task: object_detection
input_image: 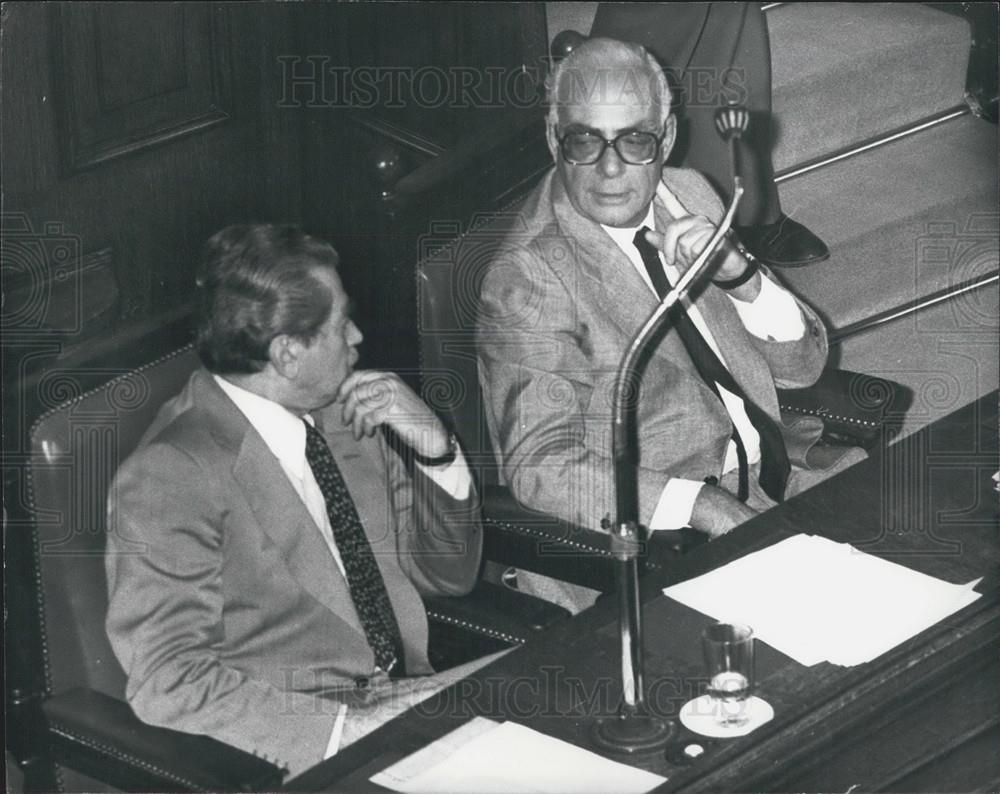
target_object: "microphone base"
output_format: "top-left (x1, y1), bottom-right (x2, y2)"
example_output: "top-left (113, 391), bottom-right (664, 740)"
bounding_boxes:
top-left (591, 713), bottom-right (674, 755)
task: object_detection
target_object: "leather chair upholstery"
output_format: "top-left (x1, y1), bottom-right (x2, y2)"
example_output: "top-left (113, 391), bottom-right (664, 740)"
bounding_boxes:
top-left (416, 199), bottom-right (909, 591)
top-left (16, 345), bottom-right (568, 792)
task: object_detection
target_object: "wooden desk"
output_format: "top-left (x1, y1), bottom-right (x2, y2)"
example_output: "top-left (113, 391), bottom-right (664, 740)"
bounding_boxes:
top-left (287, 393), bottom-right (1000, 792)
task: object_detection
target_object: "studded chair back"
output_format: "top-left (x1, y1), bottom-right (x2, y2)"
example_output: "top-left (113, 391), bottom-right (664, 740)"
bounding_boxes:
top-left (416, 205), bottom-right (527, 487)
top-left (27, 347), bottom-right (202, 699)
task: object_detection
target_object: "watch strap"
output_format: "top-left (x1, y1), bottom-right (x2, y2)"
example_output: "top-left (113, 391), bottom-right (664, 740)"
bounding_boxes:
top-left (713, 235), bottom-right (761, 290)
top-left (411, 431), bottom-right (458, 467)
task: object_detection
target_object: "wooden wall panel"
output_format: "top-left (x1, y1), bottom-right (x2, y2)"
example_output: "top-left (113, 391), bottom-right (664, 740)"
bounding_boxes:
top-left (54, 3), bottom-right (232, 171)
top-left (1, 2), bottom-right (60, 193)
top-left (298, 2), bottom-right (550, 380)
top-left (2, 1), bottom-right (303, 453)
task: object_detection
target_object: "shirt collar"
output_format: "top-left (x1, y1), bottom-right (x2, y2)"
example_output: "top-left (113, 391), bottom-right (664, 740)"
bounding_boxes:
top-left (601, 205), bottom-right (657, 253)
top-left (213, 374), bottom-right (308, 480)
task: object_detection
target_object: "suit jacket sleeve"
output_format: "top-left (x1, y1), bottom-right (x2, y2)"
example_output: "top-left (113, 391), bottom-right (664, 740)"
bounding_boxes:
top-left (669, 168), bottom-right (829, 389)
top-left (105, 442), bottom-right (338, 779)
top-left (741, 263), bottom-right (829, 389)
top-left (382, 435), bottom-right (482, 597)
top-left (478, 242), bottom-right (681, 529)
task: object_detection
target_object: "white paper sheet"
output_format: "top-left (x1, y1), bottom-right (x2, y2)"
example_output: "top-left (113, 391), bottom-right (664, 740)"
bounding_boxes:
top-left (371, 719), bottom-right (667, 794)
top-left (662, 534), bottom-right (982, 666)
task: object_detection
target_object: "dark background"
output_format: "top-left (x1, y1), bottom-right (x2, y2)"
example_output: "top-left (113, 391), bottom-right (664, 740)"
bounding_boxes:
top-left (2, 1), bottom-right (550, 459)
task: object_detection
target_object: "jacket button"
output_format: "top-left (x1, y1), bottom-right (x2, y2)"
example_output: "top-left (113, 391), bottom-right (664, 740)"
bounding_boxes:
top-left (703, 475), bottom-right (719, 486)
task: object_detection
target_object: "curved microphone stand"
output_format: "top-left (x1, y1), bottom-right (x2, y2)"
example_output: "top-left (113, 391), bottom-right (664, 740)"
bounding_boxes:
top-left (592, 105), bottom-right (750, 755)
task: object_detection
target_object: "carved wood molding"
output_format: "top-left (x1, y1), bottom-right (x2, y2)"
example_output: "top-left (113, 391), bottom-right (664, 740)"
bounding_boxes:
top-left (52, 3), bottom-right (233, 173)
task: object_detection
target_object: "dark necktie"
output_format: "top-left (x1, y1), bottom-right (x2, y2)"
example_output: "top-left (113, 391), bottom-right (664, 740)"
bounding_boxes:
top-left (303, 420), bottom-right (404, 673)
top-left (633, 227), bottom-right (790, 502)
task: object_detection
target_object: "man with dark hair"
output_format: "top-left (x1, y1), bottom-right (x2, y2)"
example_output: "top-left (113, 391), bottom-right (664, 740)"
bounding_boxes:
top-left (194, 224), bottom-right (344, 373)
top-left (477, 39), bottom-right (863, 612)
top-left (106, 224), bottom-right (490, 778)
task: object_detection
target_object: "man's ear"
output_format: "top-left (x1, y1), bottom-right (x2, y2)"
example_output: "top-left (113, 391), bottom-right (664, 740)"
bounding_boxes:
top-left (268, 334), bottom-right (300, 379)
top-left (660, 114), bottom-right (677, 163)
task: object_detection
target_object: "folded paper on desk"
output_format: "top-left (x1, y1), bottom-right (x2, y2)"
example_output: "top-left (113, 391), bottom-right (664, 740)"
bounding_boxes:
top-left (371, 718), bottom-right (667, 793)
top-left (663, 534), bottom-right (982, 666)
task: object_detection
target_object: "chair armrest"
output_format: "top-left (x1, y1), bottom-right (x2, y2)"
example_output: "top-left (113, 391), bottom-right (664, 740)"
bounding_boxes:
top-left (481, 486), bottom-right (706, 592)
top-left (42, 688), bottom-right (284, 792)
top-left (777, 368), bottom-right (910, 450)
top-left (424, 580), bottom-right (571, 670)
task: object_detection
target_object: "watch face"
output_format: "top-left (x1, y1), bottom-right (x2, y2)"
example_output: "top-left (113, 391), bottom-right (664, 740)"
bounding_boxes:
top-left (440, 432), bottom-right (459, 463)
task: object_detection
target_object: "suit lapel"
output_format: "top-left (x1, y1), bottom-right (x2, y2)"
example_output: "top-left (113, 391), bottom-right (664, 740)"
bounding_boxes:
top-left (550, 176), bottom-right (709, 379)
top-left (651, 185), bottom-right (781, 417)
top-left (232, 430), bottom-right (363, 633)
top-left (549, 177), bottom-right (666, 347)
top-left (192, 372), bottom-right (364, 634)
top-left (313, 414), bottom-right (431, 670)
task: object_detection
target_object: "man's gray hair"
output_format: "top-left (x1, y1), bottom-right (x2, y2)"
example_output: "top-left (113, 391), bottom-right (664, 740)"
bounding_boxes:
top-left (545, 37), bottom-right (672, 130)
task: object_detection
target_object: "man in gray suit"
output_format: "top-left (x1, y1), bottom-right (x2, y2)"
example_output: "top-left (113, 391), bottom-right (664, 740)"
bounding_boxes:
top-left (106, 224), bottom-right (494, 778)
top-left (477, 38), bottom-right (863, 611)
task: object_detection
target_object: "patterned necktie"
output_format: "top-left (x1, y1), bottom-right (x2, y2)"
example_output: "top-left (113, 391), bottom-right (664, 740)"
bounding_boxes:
top-left (303, 420), bottom-right (404, 673)
top-left (633, 227), bottom-right (790, 502)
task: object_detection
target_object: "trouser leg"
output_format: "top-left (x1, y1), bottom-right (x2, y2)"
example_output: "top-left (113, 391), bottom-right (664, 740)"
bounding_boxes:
top-left (675, 3), bottom-right (781, 225)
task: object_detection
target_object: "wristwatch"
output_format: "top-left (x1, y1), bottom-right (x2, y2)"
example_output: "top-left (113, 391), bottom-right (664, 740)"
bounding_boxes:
top-left (712, 234), bottom-right (761, 290)
top-left (411, 431), bottom-right (458, 467)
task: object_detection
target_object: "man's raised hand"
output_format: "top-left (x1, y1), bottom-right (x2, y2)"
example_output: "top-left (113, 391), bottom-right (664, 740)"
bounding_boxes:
top-left (336, 371), bottom-right (451, 459)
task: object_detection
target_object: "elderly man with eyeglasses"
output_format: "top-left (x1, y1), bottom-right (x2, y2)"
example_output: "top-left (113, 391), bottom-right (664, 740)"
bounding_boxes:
top-left (476, 38), bottom-right (864, 613)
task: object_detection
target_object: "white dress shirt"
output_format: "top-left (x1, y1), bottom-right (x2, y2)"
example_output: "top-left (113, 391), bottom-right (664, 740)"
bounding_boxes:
top-left (213, 375), bottom-right (472, 757)
top-left (602, 205), bottom-right (805, 529)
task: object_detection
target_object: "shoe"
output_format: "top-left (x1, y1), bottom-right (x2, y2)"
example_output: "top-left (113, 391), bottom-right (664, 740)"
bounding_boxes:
top-left (735, 215), bottom-right (830, 268)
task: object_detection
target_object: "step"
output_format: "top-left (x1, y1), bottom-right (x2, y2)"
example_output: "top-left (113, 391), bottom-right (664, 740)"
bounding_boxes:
top-left (831, 280), bottom-right (998, 441)
top-left (776, 112), bottom-right (998, 440)
top-left (769, 2), bottom-right (971, 171)
top-left (773, 113), bottom-right (998, 332)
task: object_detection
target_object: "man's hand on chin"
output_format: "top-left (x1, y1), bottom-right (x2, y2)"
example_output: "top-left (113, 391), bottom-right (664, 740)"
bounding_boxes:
top-left (336, 370), bottom-right (450, 458)
top-left (690, 485), bottom-right (759, 539)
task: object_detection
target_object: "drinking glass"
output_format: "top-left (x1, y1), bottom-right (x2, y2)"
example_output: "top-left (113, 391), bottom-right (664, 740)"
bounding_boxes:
top-left (701, 622), bottom-right (755, 727)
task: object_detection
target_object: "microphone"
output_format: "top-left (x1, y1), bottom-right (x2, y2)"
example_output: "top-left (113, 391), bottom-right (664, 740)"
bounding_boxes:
top-left (714, 104), bottom-right (750, 138)
top-left (714, 103), bottom-right (750, 210)
top-left (591, 106), bottom-right (750, 756)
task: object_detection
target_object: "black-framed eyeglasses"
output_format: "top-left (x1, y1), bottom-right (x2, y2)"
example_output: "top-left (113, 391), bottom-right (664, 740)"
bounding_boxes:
top-left (557, 129), bottom-right (666, 165)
